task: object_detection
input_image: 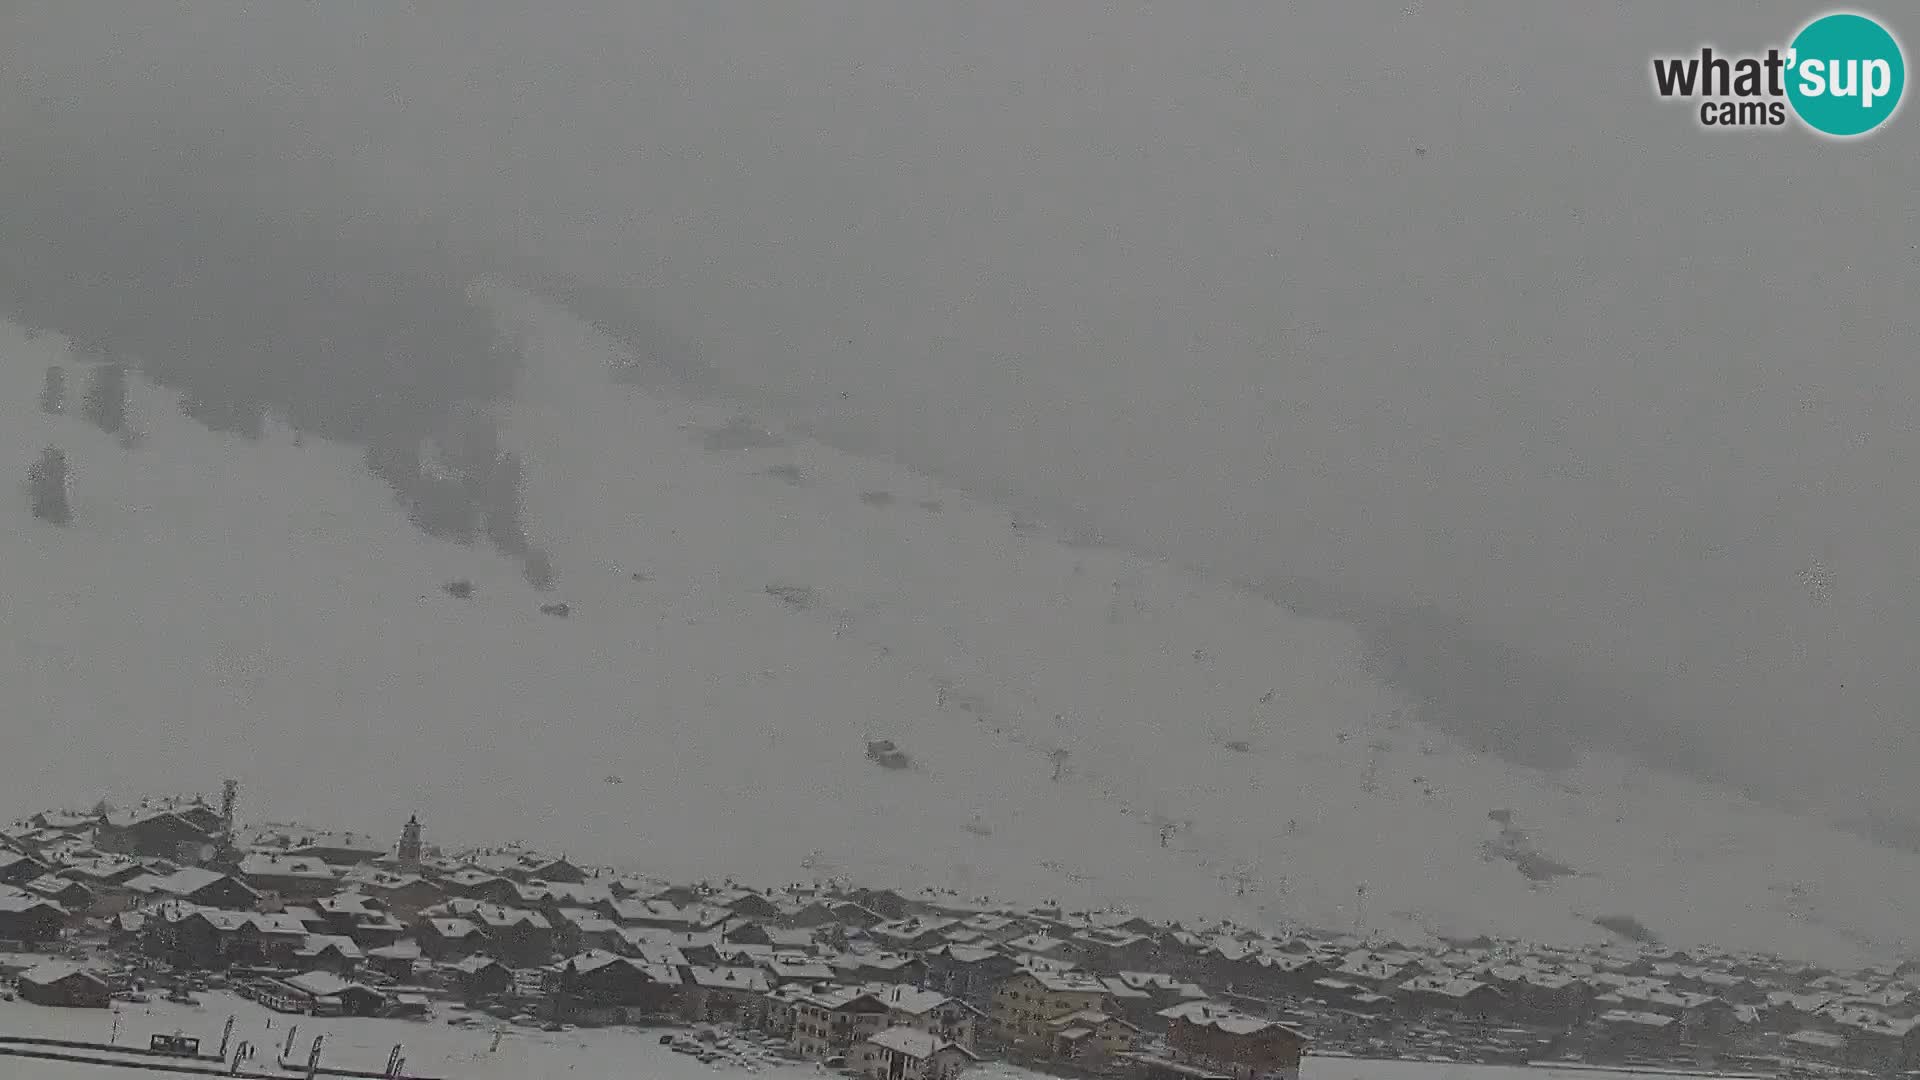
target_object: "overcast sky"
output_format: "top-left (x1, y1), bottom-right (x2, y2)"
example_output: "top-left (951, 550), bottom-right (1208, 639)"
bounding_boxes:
top-left (4, 2), bottom-right (1917, 833)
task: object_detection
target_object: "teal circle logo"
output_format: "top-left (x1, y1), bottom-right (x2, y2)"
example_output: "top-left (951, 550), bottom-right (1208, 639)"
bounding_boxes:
top-left (1787, 12), bottom-right (1905, 137)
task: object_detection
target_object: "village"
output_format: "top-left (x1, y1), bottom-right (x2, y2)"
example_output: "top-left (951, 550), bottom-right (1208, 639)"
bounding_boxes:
top-left (0, 788), bottom-right (1916, 1080)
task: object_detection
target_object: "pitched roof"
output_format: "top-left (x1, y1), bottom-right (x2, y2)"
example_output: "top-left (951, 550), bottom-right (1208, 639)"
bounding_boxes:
top-left (0, 892), bottom-right (64, 915)
top-left (300, 934), bottom-right (365, 959)
top-left (871, 985), bottom-right (955, 1015)
top-left (239, 854), bottom-right (337, 881)
top-left (21, 961), bottom-right (104, 987)
top-left (864, 1026), bottom-right (978, 1061)
top-left (284, 971), bottom-right (369, 998)
top-left (1016, 969), bottom-right (1107, 994)
top-left (688, 966), bottom-right (771, 992)
top-left (1158, 1001), bottom-right (1309, 1040)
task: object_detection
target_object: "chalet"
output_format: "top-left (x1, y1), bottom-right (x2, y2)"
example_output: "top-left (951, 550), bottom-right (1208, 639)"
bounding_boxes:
top-left (1331, 954), bottom-right (1406, 992)
top-left (992, 970), bottom-right (1110, 1045)
top-left (1482, 965), bottom-right (1590, 1024)
top-left (1238, 953), bottom-right (1330, 996)
top-left (790, 986), bottom-right (895, 1060)
top-left (57, 855), bottom-right (146, 887)
top-left (366, 940), bottom-right (421, 981)
top-left (18, 962), bottom-right (110, 1008)
top-left (958, 914), bottom-right (1019, 938)
top-left (717, 943), bottom-right (776, 968)
top-left (922, 945), bottom-right (1018, 1012)
top-left (724, 920), bottom-right (779, 946)
top-left (1593, 1010), bottom-right (1679, 1058)
top-left (0, 852), bottom-right (49, 887)
top-left (1826, 1013), bottom-right (1920, 1073)
top-left (238, 853), bottom-right (338, 900)
top-left (29, 810), bottom-right (101, 834)
top-left (827, 901), bottom-right (889, 930)
top-left (514, 880), bottom-right (609, 913)
top-left (649, 883), bottom-right (703, 906)
top-left (554, 951), bottom-right (682, 1017)
top-left (281, 836), bottom-right (389, 867)
top-left (762, 982), bottom-right (813, 1038)
top-left (833, 950), bottom-right (926, 986)
top-left (765, 956), bottom-right (839, 986)
top-left (1159, 1001), bottom-right (1309, 1080)
top-left (847, 889), bottom-right (913, 920)
top-left (780, 900), bottom-right (844, 928)
top-left (712, 889), bottom-right (783, 920)
top-left (156, 909), bottom-right (306, 969)
top-left (869, 985), bottom-right (983, 1049)
top-left (25, 874), bottom-right (95, 913)
top-left (1047, 1010), bottom-right (1143, 1061)
top-left (609, 898), bottom-right (730, 932)
top-left (856, 1025), bottom-right (979, 1080)
top-left (313, 894), bottom-right (407, 948)
top-left (279, 971), bottom-right (387, 1017)
top-left (518, 856), bottom-right (588, 884)
top-left (438, 870), bottom-right (522, 903)
top-left (294, 934), bottom-right (364, 974)
top-left (339, 871), bottom-right (445, 920)
top-left (417, 917), bottom-right (484, 960)
top-left (621, 928), bottom-right (724, 965)
top-left (1395, 975), bottom-right (1504, 1022)
top-left (95, 810), bottom-right (212, 859)
top-left (1071, 928), bottom-right (1160, 973)
top-left (1101, 972), bottom-right (1209, 1032)
top-left (0, 892), bottom-right (67, 943)
top-left (553, 908), bottom-right (624, 954)
top-left (452, 955), bottom-right (513, 1001)
top-left (1005, 933), bottom-right (1070, 959)
top-left (132, 868), bottom-right (259, 910)
top-left (470, 905), bottom-right (554, 965)
top-left (686, 965), bottom-right (773, 1023)
top-left (872, 917), bottom-right (960, 951)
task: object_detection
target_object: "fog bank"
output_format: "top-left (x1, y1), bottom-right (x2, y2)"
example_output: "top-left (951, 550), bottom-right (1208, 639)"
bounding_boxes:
top-left (4, 1), bottom-right (1917, 828)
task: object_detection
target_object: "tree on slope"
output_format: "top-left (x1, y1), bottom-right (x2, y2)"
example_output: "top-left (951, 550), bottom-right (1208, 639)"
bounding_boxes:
top-left (27, 445), bottom-right (71, 524)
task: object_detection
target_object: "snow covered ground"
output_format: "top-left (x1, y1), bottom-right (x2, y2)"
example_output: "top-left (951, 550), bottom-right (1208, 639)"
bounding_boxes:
top-left (4, 294), bottom-right (1919, 967)
top-left (0, 993), bottom-right (1707, 1080)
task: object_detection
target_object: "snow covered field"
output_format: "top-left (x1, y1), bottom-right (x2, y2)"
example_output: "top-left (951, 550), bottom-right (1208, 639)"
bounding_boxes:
top-left (4, 294), bottom-right (1920, 966)
top-left (0, 993), bottom-right (1708, 1080)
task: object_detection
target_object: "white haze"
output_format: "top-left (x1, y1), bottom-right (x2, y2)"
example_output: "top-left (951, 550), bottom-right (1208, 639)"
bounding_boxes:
top-left (3, 3), bottom-right (1918, 837)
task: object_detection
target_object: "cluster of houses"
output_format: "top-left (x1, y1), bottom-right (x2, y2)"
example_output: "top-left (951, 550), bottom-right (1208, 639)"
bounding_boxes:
top-left (3, 796), bottom-right (1919, 1079)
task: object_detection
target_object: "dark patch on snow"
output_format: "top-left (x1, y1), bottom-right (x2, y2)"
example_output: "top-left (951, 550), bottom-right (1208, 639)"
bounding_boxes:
top-left (865, 739), bottom-right (912, 770)
top-left (700, 415), bottom-right (782, 451)
top-left (540, 602), bottom-right (571, 618)
top-left (1063, 526), bottom-right (1116, 550)
top-left (917, 499), bottom-right (943, 513)
top-left (1593, 914), bottom-right (1660, 944)
top-left (765, 583), bottom-right (818, 611)
top-left (1482, 823), bottom-right (1577, 882)
top-left (859, 490), bottom-right (895, 507)
top-left (1222, 740), bottom-right (1252, 753)
top-left (40, 366), bottom-right (66, 415)
top-left (765, 464), bottom-right (805, 486)
top-left (81, 359), bottom-right (127, 435)
top-left (26, 445), bottom-right (71, 525)
top-left (443, 580), bottom-right (474, 599)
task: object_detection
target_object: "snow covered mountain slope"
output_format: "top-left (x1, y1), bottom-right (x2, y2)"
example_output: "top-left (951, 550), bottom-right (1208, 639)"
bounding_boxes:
top-left (2, 300), bottom-right (1913, 968)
